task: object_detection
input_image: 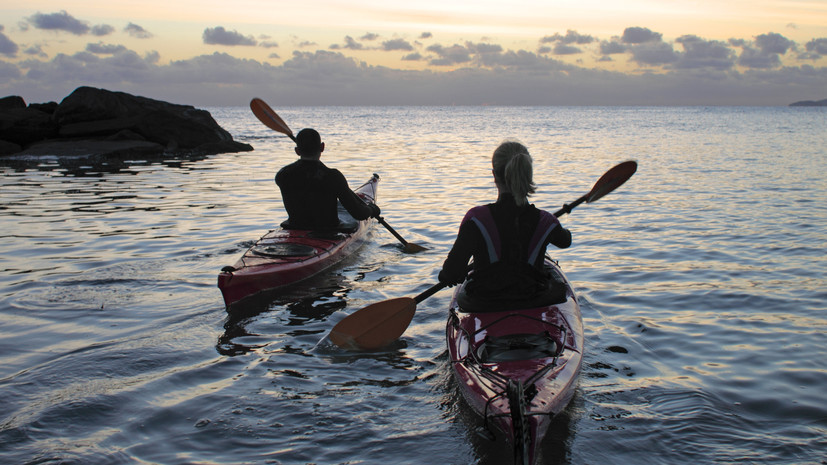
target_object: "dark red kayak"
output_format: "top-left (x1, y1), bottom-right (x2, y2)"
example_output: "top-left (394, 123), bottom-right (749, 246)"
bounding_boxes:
top-left (218, 174), bottom-right (379, 307)
top-left (446, 258), bottom-right (583, 465)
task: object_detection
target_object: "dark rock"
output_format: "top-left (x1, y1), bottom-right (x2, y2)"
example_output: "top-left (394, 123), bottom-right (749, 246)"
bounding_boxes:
top-left (194, 140), bottom-right (255, 155)
top-left (53, 87), bottom-right (235, 148)
top-left (789, 98), bottom-right (827, 107)
top-left (0, 107), bottom-right (60, 145)
top-left (28, 101), bottom-right (59, 114)
top-left (0, 86), bottom-right (253, 159)
top-left (0, 139), bottom-right (22, 155)
top-left (0, 96), bottom-right (26, 109)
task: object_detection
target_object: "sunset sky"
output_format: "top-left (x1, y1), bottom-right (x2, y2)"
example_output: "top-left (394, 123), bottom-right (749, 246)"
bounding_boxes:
top-left (1, 1), bottom-right (826, 106)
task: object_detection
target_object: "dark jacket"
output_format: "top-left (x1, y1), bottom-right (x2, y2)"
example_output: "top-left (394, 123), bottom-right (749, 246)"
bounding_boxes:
top-left (439, 194), bottom-right (571, 286)
top-left (276, 159), bottom-right (372, 229)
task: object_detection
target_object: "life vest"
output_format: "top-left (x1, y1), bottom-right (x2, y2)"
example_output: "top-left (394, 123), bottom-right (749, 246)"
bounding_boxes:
top-left (462, 205), bottom-right (560, 267)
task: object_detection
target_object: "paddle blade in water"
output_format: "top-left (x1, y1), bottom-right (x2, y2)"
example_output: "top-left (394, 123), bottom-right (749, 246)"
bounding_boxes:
top-left (250, 98), bottom-right (295, 140)
top-left (403, 243), bottom-right (428, 254)
top-left (587, 160), bottom-right (637, 203)
top-left (329, 297), bottom-right (416, 350)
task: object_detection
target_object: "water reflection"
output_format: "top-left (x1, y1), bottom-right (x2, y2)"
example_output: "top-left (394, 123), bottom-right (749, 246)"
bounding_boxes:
top-left (0, 153), bottom-right (210, 177)
top-left (217, 274), bottom-right (351, 356)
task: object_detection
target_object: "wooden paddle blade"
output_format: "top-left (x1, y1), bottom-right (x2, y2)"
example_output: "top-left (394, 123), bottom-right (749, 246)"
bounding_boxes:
top-left (329, 297), bottom-right (416, 350)
top-left (403, 243), bottom-right (428, 254)
top-left (250, 98), bottom-right (295, 140)
top-left (587, 160), bottom-right (637, 203)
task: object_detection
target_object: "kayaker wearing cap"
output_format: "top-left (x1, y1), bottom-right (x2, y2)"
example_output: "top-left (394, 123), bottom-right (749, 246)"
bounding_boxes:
top-left (438, 140), bottom-right (571, 299)
top-left (276, 128), bottom-right (380, 230)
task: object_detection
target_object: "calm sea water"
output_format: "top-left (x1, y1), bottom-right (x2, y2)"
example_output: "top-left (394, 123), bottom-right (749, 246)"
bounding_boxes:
top-left (1, 106), bottom-right (825, 464)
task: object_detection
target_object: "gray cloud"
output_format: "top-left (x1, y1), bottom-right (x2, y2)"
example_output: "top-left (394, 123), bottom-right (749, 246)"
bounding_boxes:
top-left (806, 38), bottom-right (827, 55)
top-left (125, 23), bottom-right (153, 39)
top-left (86, 42), bottom-right (128, 55)
top-left (426, 43), bottom-right (473, 66)
top-left (553, 43), bottom-right (582, 55)
top-left (382, 39), bottom-right (414, 51)
top-left (0, 25), bottom-right (19, 57)
top-left (402, 52), bottom-right (423, 61)
top-left (730, 32), bottom-right (796, 69)
top-left (203, 26), bottom-right (257, 46)
top-left (91, 24), bottom-right (115, 36)
top-left (600, 40), bottom-right (627, 55)
top-left (419, 32), bottom-right (432, 40)
top-left (27, 10), bottom-right (90, 35)
top-left (361, 33), bottom-right (379, 41)
top-left (674, 35), bottom-right (735, 70)
top-left (622, 27), bottom-right (662, 44)
top-left (3, 28), bottom-right (826, 107)
top-left (755, 32), bottom-right (794, 54)
top-left (541, 30), bottom-right (595, 45)
top-left (630, 41), bottom-right (678, 66)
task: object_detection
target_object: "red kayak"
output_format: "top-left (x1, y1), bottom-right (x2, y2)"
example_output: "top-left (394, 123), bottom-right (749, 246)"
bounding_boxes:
top-left (446, 258), bottom-right (583, 465)
top-left (218, 174), bottom-right (379, 307)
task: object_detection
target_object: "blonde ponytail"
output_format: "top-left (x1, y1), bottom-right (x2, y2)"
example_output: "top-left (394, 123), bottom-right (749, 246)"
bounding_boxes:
top-left (492, 141), bottom-right (536, 206)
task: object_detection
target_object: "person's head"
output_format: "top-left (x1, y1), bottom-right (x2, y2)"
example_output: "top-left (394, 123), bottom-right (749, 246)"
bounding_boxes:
top-left (295, 128), bottom-right (325, 159)
top-left (492, 140), bottom-right (536, 206)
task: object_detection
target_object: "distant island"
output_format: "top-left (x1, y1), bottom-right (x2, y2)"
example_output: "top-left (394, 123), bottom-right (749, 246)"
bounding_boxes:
top-left (789, 98), bottom-right (827, 107)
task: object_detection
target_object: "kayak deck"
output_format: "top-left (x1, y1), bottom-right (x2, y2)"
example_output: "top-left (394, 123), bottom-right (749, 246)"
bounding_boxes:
top-left (446, 259), bottom-right (583, 464)
top-left (217, 174), bottom-right (379, 307)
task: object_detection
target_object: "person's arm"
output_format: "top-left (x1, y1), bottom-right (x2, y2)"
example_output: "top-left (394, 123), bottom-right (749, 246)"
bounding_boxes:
top-left (332, 170), bottom-right (377, 220)
top-left (548, 224), bottom-right (572, 249)
top-left (438, 220), bottom-right (480, 285)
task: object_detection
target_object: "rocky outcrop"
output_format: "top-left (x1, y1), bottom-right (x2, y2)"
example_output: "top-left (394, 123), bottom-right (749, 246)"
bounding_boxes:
top-left (0, 87), bottom-right (253, 159)
top-left (789, 98), bottom-right (827, 107)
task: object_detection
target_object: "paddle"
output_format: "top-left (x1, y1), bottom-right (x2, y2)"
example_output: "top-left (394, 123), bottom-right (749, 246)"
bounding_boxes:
top-left (250, 97), bottom-right (427, 253)
top-left (250, 97), bottom-right (296, 142)
top-left (328, 160), bottom-right (638, 351)
top-left (376, 217), bottom-right (428, 253)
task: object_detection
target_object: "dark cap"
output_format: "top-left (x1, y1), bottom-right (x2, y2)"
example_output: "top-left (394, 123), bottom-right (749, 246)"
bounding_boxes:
top-left (295, 128), bottom-right (322, 155)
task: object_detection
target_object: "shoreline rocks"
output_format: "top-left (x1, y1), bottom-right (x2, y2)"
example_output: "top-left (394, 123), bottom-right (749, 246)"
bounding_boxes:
top-left (789, 98), bottom-right (827, 107)
top-left (0, 87), bottom-right (253, 159)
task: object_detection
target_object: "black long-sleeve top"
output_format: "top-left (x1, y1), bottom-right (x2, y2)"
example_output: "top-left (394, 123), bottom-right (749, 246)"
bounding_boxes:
top-left (439, 194), bottom-right (572, 286)
top-left (276, 159), bottom-right (372, 229)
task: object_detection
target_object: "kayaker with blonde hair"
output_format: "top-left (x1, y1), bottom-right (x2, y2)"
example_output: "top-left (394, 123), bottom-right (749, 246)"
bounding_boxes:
top-left (276, 128), bottom-right (380, 230)
top-left (438, 140), bottom-right (572, 300)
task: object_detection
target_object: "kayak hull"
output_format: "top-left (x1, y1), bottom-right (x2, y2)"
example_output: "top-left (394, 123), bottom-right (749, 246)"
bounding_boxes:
top-left (446, 259), bottom-right (583, 465)
top-left (218, 174), bottom-right (379, 307)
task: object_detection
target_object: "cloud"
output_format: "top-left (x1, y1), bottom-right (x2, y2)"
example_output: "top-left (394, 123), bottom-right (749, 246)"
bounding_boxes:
top-left (203, 26), bottom-right (257, 46)
top-left (419, 32), bottom-right (432, 40)
top-left (91, 24), bottom-right (115, 36)
top-left (730, 32), bottom-right (796, 69)
top-left (27, 10), bottom-right (90, 35)
top-left (755, 32), bottom-right (794, 54)
top-left (541, 30), bottom-right (595, 45)
top-left (802, 37), bottom-right (827, 59)
top-left (426, 43), bottom-right (473, 66)
top-left (622, 27), bottom-right (662, 44)
top-left (382, 39), bottom-right (414, 52)
top-left (553, 43), bottom-right (582, 55)
top-left (600, 40), bottom-right (627, 55)
top-left (360, 33), bottom-right (379, 41)
top-left (674, 35), bottom-right (735, 70)
top-left (3, 26), bottom-right (826, 107)
top-left (0, 25), bottom-right (19, 57)
top-left (86, 42), bottom-right (129, 55)
top-left (125, 23), bottom-right (153, 39)
top-left (23, 44), bottom-right (49, 58)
